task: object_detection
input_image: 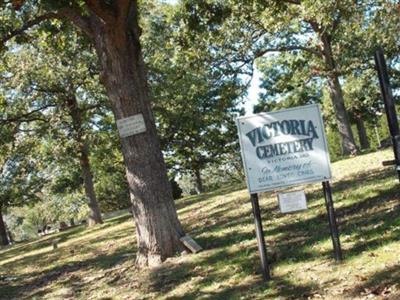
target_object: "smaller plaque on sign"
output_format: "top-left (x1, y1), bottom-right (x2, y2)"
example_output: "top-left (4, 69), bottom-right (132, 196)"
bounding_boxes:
top-left (116, 114), bottom-right (146, 138)
top-left (278, 190), bottom-right (307, 213)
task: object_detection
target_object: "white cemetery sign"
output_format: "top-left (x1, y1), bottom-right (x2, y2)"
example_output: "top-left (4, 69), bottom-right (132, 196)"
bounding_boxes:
top-left (236, 104), bottom-right (331, 194)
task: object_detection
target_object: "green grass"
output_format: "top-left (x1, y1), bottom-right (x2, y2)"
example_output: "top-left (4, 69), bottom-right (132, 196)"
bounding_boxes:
top-left (1, 149), bottom-right (399, 299)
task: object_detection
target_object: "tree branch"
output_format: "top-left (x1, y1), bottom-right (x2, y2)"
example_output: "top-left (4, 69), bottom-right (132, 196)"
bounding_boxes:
top-left (84, 0), bottom-right (116, 24)
top-left (255, 45), bottom-right (322, 58)
top-left (0, 104), bottom-right (55, 125)
top-left (31, 85), bottom-right (66, 95)
top-left (1, 5), bottom-right (94, 46)
top-left (83, 103), bottom-right (103, 112)
top-left (59, 7), bottom-right (93, 38)
top-left (283, 0), bottom-right (301, 5)
top-left (1, 12), bottom-right (58, 46)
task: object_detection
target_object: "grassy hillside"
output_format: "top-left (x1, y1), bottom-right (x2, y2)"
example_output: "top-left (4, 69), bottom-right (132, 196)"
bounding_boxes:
top-left (1, 149), bottom-right (399, 300)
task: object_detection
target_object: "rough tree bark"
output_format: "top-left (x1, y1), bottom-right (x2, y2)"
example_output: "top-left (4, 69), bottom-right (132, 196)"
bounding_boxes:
top-left (6, 0), bottom-right (186, 267)
top-left (66, 96), bottom-right (103, 226)
top-left (66, 2), bottom-right (185, 266)
top-left (355, 117), bottom-right (370, 150)
top-left (0, 205), bottom-right (9, 246)
top-left (319, 31), bottom-right (358, 156)
top-left (194, 167), bottom-right (204, 194)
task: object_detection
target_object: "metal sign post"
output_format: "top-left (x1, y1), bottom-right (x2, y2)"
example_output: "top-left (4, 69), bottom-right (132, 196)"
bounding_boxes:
top-left (322, 181), bottom-right (343, 262)
top-left (250, 193), bottom-right (270, 281)
top-left (374, 47), bottom-right (400, 181)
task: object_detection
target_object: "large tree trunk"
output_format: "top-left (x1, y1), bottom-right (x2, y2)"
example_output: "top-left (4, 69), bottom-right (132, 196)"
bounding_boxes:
top-left (0, 206), bottom-right (9, 246)
top-left (319, 31), bottom-right (358, 156)
top-left (66, 96), bottom-right (103, 226)
top-left (194, 167), bottom-right (204, 194)
top-left (87, 5), bottom-right (185, 267)
top-left (355, 117), bottom-right (370, 150)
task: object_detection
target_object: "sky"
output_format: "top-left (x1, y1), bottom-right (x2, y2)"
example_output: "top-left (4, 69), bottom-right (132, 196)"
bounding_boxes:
top-left (243, 69), bottom-right (261, 115)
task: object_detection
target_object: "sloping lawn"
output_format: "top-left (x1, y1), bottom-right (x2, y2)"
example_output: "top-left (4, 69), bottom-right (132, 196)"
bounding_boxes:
top-left (1, 149), bottom-right (399, 299)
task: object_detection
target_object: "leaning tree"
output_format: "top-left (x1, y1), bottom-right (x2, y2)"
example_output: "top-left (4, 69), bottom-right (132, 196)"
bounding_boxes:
top-left (178, 0), bottom-right (363, 155)
top-left (1, 0), bottom-right (185, 266)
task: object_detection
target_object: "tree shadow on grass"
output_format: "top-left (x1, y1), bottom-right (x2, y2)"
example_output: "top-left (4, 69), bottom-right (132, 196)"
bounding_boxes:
top-left (0, 166), bottom-right (398, 299)
top-left (146, 247), bottom-right (317, 300)
top-left (261, 188), bottom-right (399, 264)
top-left (0, 225), bottom-right (86, 263)
top-left (0, 213), bottom-right (134, 284)
top-left (302, 168), bottom-right (393, 205)
top-left (175, 183), bottom-right (246, 211)
top-left (181, 167), bottom-right (399, 264)
top-left (260, 167), bottom-right (398, 255)
top-left (156, 167), bottom-right (398, 299)
top-left (167, 167), bottom-right (400, 298)
top-left (331, 168), bottom-right (394, 197)
top-left (350, 264), bottom-right (400, 299)
top-left (0, 242), bottom-right (136, 300)
top-left (0, 261), bottom-right (88, 300)
top-left (0, 213), bottom-right (132, 265)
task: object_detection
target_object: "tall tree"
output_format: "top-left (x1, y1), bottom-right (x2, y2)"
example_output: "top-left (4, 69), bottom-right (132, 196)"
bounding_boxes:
top-left (2, 32), bottom-right (106, 225)
top-left (1, 1), bottom-right (185, 266)
top-left (0, 129), bottom-right (43, 246)
top-left (142, 2), bottom-right (244, 194)
top-left (255, 51), bottom-right (324, 111)
top-left (0, 76), bottom-right (46, 245)
top-left (179, 0), bottom-right (369, 155)
top-left (253, 0), bottom-right (400, 152)
top-left (342, 71), bottom-right (383, 150)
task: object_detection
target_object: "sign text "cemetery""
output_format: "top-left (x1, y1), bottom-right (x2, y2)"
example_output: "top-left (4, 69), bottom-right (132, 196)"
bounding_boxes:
top-left (246, 119), bottom-right (319, 159)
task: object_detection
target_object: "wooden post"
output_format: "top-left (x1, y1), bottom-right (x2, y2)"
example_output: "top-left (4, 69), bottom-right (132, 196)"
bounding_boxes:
top-left (322, 181), bottom-right (343, 262)
top-left (250, 193), bottom-right (270, 281)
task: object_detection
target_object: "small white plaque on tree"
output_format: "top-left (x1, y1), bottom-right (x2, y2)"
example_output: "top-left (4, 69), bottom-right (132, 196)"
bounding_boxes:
top-left (278, 190), bottom-right (307, 213)
top-left (116, 114), bottom-right (146, 138)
